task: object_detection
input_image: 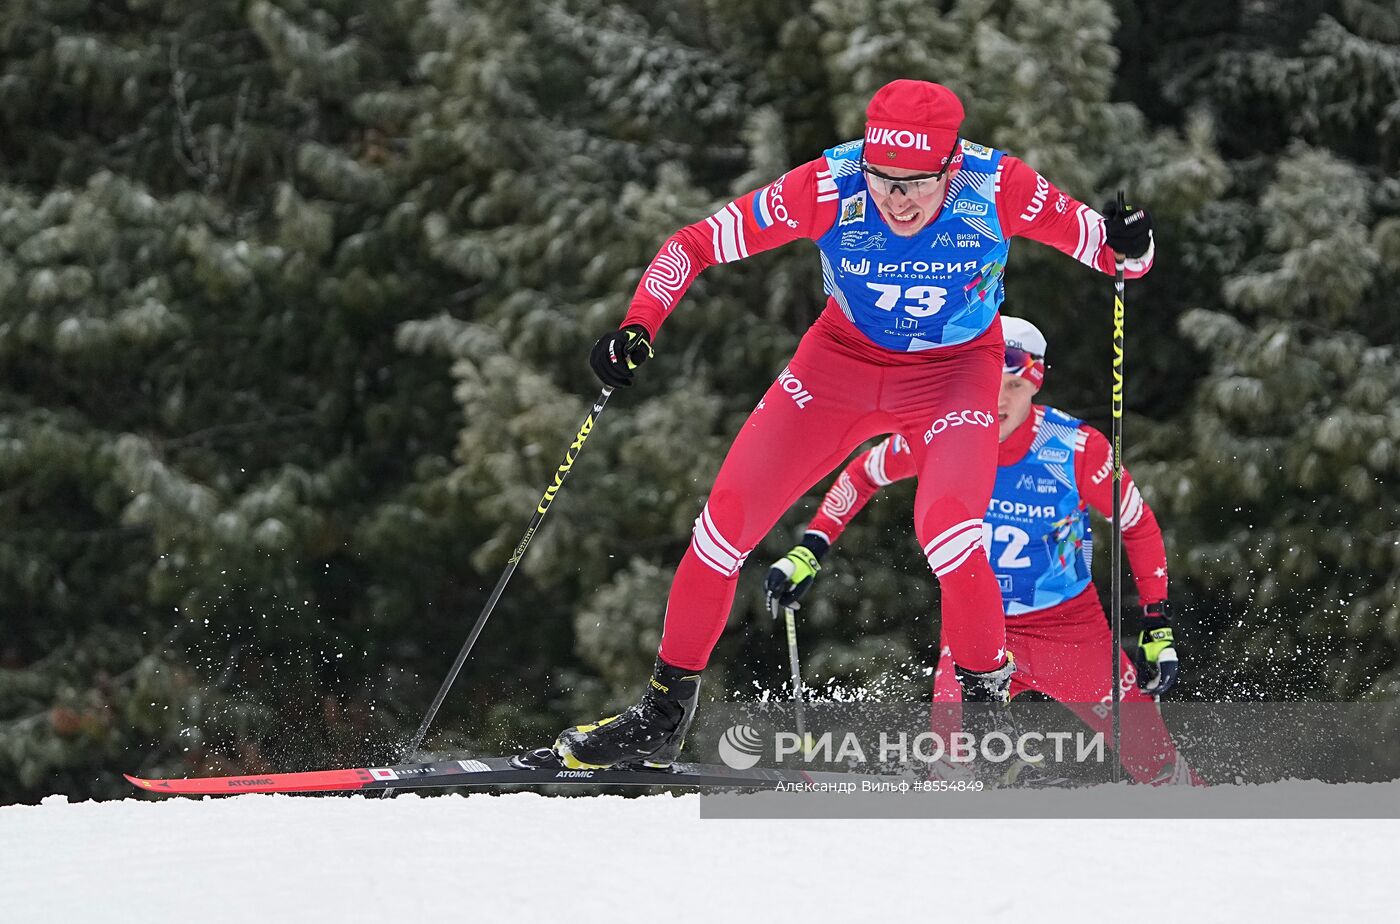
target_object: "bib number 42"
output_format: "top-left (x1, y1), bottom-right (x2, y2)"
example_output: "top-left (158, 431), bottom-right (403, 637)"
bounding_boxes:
top-left (866, 283), bottom-right (948, 318)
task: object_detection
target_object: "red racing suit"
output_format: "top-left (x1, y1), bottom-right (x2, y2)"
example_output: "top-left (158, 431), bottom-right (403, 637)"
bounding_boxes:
top-left (623, 142), bottom-right (1152, 676)
top-left (806, 409), bottom-right (1197, 783)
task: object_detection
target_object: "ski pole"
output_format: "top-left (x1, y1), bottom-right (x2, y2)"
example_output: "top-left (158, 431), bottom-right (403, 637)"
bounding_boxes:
top-left (384, 387), bottom-right (616, 792)
top-left (1110, 189), bottom-right (1126, 784)
top-left (771, 599), bottom-right (808, 743)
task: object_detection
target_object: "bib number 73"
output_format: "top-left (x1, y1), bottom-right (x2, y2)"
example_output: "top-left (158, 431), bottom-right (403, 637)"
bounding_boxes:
top-left (866, 283), bottom-right (948, 318)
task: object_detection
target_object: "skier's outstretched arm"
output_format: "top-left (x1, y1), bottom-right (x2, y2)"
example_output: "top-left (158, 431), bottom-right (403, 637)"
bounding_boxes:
top-left (1076, 424), bottom-right (1179, 694)
top-left (996, 156), bottom-right (1155, 279)
top-left (591, 160), bottom-right (839, 388)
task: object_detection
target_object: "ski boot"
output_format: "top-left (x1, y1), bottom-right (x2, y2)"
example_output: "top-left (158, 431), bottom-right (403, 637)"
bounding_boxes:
top-left (553, 657), bottom-right (702, 770)
top-left (954, 655), bottom-right (1015, 704)
top-left (954, 656), bottom-right (1024, 786)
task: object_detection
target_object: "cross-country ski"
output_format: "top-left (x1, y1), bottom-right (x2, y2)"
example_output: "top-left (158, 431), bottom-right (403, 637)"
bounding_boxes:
top-left (124, 748), bottom-right (832, 796)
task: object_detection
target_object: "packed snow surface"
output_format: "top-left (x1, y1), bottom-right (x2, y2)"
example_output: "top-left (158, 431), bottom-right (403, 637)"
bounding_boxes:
top-left (2, 791), bottom-right (1393, 921)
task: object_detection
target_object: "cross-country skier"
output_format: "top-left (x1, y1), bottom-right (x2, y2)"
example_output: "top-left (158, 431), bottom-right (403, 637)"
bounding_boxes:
top-left (554, 79), bottom-right (1155, 770)
top-left (766, 316), bottom-right (1193, 784)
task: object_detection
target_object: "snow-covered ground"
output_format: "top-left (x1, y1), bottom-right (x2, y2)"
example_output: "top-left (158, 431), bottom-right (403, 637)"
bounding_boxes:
top-left (2, 792), bottom-right (1393, 921)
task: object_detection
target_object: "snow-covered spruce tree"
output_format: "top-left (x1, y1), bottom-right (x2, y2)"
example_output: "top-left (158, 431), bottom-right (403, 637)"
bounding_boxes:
top-left (0, 0), bottom-right (457, 798)
top-left (1139, 4), bottom-right (1400, 698)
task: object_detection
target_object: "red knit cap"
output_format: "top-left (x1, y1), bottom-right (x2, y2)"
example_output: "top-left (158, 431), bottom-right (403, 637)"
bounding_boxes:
top-left (864, 79), bottom-right (964, 172)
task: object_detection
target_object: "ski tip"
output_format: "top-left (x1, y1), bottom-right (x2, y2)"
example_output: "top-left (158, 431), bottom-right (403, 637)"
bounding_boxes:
top-left (125, 774), bottom-right (163, 792)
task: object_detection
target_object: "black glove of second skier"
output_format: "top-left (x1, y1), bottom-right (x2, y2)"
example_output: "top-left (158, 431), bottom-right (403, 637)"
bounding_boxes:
top-left (1101, 199), bottom-right (1153, 259)
top-left (589, 324), bottom-right (654, 388)
top-left (1135, 600), bottom-right (1179, 697)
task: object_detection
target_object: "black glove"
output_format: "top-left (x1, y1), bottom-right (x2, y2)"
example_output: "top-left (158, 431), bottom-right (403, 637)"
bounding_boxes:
top-left (1101, 199), bottom-right (1153, 259)
top-left (589, 324), bottom-right (654, 388)
top-left (764, 534), bottom-right (830, 613)
top-left (1135, 600), bottom-right (1179, 697)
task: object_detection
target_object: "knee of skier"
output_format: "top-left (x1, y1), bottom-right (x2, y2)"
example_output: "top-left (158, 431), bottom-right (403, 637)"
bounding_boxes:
top-left (923, 521), bottom-right (988, 578)
top-left (917, 499), bottom-right (988, 578)
top-left (688, 495), bottom-right (755, 578)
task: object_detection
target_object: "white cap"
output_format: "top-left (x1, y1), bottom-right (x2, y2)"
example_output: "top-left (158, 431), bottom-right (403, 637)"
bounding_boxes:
top-left (1001, 315), bottom-right (1047, 358)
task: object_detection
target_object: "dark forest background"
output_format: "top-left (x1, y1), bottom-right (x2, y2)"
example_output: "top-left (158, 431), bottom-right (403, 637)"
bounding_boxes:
top-left (2, 0), bottom-right (1398, 802)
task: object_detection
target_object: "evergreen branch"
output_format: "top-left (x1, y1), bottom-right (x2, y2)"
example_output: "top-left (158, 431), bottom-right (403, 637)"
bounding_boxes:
top-left (159, 410), bottom-right (319, 451)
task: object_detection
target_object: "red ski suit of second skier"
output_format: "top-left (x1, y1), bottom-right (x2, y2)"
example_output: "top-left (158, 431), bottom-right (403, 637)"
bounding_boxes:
top-left (807, 409), bottom-right (1193, 782)
top-left (624, 149), bottom-right (1151, 674)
